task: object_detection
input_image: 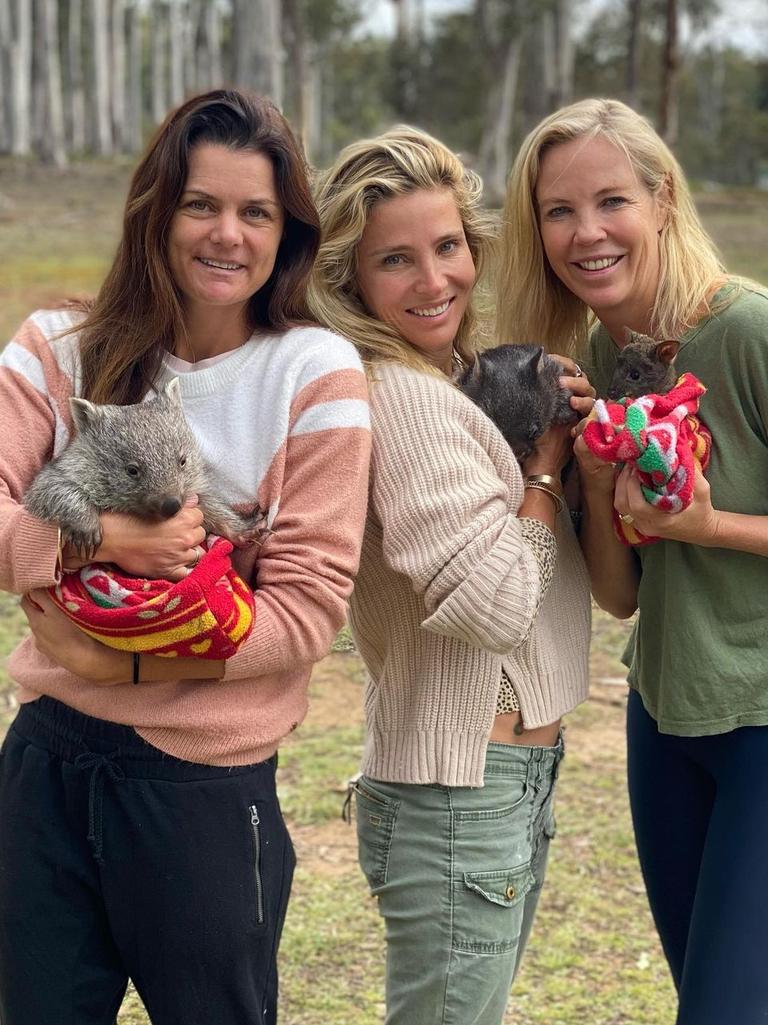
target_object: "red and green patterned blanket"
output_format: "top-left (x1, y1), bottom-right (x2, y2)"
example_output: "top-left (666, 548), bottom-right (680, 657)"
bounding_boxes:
top-left (582, 372), bottom-right (711, 546)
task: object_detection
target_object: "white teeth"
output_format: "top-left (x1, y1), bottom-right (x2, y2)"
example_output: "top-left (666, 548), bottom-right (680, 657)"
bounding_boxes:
top-left (410, 300), bottom-right (450, 318)
top-left (199, 257), bottom-right (242, 271)
top-left (578, 257), bottom-right (620, 271)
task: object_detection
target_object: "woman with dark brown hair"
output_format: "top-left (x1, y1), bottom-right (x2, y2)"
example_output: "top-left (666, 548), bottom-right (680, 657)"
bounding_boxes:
top-left (0, 89), bottom-right (370, 1025)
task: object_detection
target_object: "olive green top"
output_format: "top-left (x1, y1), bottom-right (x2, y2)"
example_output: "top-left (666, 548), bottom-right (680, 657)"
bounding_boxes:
top-left (589, 283), bottom-right (768, 736)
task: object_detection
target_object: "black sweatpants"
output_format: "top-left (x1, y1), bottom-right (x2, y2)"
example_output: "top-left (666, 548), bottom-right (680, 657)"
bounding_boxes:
top-left (0, 696), bottom-right (295, 1025)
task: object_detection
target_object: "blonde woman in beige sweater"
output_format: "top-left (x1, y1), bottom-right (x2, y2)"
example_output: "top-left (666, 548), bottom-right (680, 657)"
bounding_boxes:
top-left (309, 128), bottom-right (592, 1025)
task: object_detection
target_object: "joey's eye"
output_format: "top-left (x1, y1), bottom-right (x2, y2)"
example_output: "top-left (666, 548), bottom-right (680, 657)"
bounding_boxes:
top-left (179, 454), bottom-right (187, 467)
top-left (126, 464), bottom-right (140, 478)
top-left (628, 369), bottom-right (641, 381)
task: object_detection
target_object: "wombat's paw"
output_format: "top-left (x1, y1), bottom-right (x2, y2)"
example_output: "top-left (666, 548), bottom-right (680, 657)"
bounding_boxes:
top-left (553, 391), bottom-right (580, 425)
top-left (233, 507), bottom-right (272, 548)
top-left (63, 525), bottom-right (103, 562)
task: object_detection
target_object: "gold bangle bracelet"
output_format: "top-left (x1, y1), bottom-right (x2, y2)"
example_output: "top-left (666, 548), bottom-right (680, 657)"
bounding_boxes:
top-left (524, 481), bottom-right (564, 514)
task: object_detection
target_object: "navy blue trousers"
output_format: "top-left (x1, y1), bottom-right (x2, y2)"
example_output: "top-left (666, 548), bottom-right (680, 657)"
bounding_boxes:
top-left (0, 696), bottom-right (295, 1025)
top-left (628, 688), bottom-right (768, 1025)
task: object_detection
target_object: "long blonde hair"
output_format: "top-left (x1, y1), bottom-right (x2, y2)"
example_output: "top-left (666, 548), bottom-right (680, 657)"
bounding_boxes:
top-left (498, 98), bottom-right (726, 356)
top-left (310, 126), bottom-right (496, 373)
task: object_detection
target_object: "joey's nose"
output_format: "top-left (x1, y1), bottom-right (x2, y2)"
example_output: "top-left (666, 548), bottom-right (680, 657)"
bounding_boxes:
top-left (160, 497), bottom-right (182, 518)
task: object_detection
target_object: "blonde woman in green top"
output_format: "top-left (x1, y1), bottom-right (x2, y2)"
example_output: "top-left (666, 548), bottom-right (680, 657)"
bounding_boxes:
top-left (500, 96), bottom-right (768, 1025)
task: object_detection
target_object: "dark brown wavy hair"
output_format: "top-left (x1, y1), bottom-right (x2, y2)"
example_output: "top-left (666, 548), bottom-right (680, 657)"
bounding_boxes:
top-left (77, 89), bottom-right (320, 404)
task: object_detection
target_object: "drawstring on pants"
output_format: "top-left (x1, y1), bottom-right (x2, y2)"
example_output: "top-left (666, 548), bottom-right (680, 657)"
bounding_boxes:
top-left (74, 750), bottom-right (125, 863)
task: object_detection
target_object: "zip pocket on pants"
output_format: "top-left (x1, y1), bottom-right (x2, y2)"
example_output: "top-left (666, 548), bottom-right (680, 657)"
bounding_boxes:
top-left (249, 804), bottom-right (265, 926)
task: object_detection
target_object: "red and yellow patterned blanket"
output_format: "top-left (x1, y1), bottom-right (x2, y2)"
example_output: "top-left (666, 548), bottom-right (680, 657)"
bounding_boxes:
top-left (49, 536), bottom-right (255, 658)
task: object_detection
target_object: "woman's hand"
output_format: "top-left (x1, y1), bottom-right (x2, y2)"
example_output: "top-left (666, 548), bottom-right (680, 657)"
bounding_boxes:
top-left (21, 589), bottom-right (130, 685)
top-left (524, 421), bottom-right (575, 478)
top-left (62, 497), bottom-right (206, 581)
top-left (554, 355), bottom-right (597, 420)
top-left (614, 464), bottom-right (720, 545)
top-left (573, 424), bottom-right (617, 497)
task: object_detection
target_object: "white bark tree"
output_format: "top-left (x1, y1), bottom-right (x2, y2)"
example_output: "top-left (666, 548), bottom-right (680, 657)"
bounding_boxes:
top-left (39, 0), bottom-right (68, 165)
top-left (10, 0), bottom-right (33, 156)
top-left (68, 0), bottom-right (86, 152)
top-left (152, 0), bottom-right (168, 125)
top-left (169, 0), bottom-right (185, 107)
top-left (125, 0), bottom-right (143, 150)
top-left (91, 0), bottom-right (114, 154)
top-left (477, 0), bottom-right (524, 203)
top-left (111, 0), bottom-right (127, 151)
top-left (0, 0), bottom-right (13, 152)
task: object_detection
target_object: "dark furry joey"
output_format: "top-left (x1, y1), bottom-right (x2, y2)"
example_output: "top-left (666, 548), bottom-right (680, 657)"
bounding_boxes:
top-left (606, 330), bottom-right (681, 400)
top-left (459, 344), bottom-right (579, 462)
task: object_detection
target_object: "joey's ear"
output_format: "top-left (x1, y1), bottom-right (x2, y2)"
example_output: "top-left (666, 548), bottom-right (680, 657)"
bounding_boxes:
top-left (162, 378), bottom-right (182, 405)
top-left (69, 397), bottom-right (103, 433)
top-left (655, 340), bottom-right (680, 365)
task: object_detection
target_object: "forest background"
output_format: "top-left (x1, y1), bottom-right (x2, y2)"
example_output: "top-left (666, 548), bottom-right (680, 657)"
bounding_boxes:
top-left (1, 1), bottom-right (768, 1023)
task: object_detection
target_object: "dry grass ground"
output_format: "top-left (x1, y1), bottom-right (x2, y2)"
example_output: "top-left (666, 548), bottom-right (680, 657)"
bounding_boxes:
top-left (1, 158), bottom-right (767, 1023)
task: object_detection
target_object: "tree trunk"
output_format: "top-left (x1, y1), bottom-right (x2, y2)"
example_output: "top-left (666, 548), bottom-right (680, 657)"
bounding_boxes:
top-left (111, 0), bottom-right (126, 151)
top-left (40, 0), bottom-right (68, 165)
top-left (478, 32), bottom-right (522, 202)
top-left (169, 0), bottom-right (184, 107)
top-left (11, 0), bottom-right (33, 156)
top-left (125, 0), bottom-right (142, 150)
top-left (232, 0), bottom-right (253, 89)
top-left (285, 0), bottom-right (309, 133)
top-left (91, 0), bottom-right (113, 153)
top-left (659, 0), bottom-right (679, 144)
top-left (205, 0), bottom-right (222, 87)
top-left (68, 0), bottom-right (86, 152)
top-left (626, 0), bottom-right (642, 109)
top-left (152, 0), bottom-right (168, 125)
top-left (0, 0), bottom-right (12, 153)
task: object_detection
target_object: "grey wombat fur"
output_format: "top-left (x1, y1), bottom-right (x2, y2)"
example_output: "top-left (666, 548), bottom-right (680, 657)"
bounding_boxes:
top-left (459, 344), bottom-right (578, 462)
top-left (24, 378), bottom-right (266, 559)
top-left (606, 331), bottom-right (680, 400)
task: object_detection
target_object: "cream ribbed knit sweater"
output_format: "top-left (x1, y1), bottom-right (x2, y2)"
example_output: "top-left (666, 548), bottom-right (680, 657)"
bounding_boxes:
top-left (349, 362), bottom-right (591, 787)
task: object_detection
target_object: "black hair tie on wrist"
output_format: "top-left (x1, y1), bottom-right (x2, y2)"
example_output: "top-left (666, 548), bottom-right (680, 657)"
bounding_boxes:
top-left (132, 651), bottom-right (140, 685)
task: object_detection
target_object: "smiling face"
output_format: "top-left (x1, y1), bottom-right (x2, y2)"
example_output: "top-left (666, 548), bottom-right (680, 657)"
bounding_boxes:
top-left (167, 143), bottom-right (285, 331)
top-left (535, 133), bottom-right (666, 339)
top-left (355, 187), bottom-right (476, 373)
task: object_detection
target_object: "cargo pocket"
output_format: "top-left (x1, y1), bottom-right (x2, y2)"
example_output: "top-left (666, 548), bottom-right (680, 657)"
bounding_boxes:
top-left (354, 777), bottom-right (400, 892)
top-left (452, 862), bottom-right (535, 954)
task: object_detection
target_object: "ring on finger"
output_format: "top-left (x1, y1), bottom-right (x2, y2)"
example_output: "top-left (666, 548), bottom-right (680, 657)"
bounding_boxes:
top-left (190, 544), bottom-right (204, 568)
top-left (619, 513), bottom-right (635, 525)
top-left (572, 363), bottom-right (583, 378)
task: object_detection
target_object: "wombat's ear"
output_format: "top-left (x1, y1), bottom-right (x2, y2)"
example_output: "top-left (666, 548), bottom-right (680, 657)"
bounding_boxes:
top-left (528, 346), bottom-right (546, 374)
top-left (162, 378), bottom-right (182, 406)
top-left (69, 397), bottom-right (103, 433)
top-left (655, 340), bottom-right (680, 365)
top-left (466, 354), bottom-right (483, 386)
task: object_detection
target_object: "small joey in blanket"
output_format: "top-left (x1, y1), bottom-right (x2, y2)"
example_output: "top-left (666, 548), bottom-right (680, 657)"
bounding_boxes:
top-left (606, 331), bottom-right (681, 400)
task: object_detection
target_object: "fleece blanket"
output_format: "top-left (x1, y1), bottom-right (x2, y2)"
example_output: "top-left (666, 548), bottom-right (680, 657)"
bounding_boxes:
top-left (49, 536), bottom-right (255, 657)
top-left (582, 372), bottom-right (711, 545)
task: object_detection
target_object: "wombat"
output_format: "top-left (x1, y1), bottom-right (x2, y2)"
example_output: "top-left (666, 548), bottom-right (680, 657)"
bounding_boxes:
top-left (606, 331), bottom-right (680, 400)
top-left (24, 378), bottom-right (266, 559)
top-left (459, 344), bottom-right (578, 462)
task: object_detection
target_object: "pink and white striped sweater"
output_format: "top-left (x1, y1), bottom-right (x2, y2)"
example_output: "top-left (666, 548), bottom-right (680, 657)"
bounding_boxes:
top-left (0, 309), bottom-right (371, 765)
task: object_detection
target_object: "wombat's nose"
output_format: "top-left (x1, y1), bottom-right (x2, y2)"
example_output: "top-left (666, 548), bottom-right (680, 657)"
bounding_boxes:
top-left (160, 497), bottom-right (182, 518)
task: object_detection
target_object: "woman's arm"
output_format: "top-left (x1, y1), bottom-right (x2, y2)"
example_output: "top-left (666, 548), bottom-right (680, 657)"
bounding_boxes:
top-left (21, 589), bottom-right (224, 684)
top-left (614, 464), bottom-right (768, 557)
top-left (575, 433), bottom-right (640, 618)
